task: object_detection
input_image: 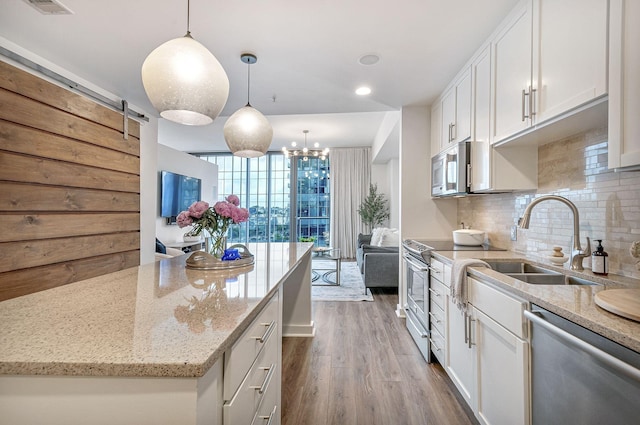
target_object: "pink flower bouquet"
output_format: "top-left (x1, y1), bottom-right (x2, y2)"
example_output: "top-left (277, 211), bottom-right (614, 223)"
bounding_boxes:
top-left (176, 195), bottom-right (250, 257)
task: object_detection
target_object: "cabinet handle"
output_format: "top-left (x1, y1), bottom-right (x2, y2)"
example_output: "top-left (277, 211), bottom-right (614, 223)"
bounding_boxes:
top-left (427, 266), bottom-right (441, 274)
top-left (250, 364), bottom-right (276, 394)
top-left (530, 87), bottom-right (536, 117)
top-left (521, 89), bottom-right (529, 121)
top-left (428, 336), bottom-right (442, 352)
top-left (466, 163), bottom-right (472, 188)
top-left (428, 311), bottom-right (441, 324)
top-left (428, 287), bottom-right (441, 297)
top-left (253, 321), bottom-right (276, 344)
top-left (451, 123), bottom-right (456, 141)
top-left (259, 405), bottom-right (277, 425)
top-left (464, 311), bottom-right (468, 344)
top-left (467, 315), bottom-right (476, 349)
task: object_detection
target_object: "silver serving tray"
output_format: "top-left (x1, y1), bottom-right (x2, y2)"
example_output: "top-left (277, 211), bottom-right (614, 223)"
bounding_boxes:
top-left (185, 244), bottom-right (255, 270)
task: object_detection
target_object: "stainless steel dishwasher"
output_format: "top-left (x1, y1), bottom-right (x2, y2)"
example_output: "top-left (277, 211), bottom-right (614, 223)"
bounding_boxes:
top-left (525, 305), bottom-right (640, 425)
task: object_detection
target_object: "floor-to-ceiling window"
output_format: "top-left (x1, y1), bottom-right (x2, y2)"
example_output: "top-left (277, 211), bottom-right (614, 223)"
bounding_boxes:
top-left (194, 152), bottom-right (329, 246)
top-left (295, 156), bottom-right (330, 246)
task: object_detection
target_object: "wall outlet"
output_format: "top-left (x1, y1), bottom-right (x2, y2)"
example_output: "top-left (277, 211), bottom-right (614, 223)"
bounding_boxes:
top-left (510, 225), bottom-right (518, 241)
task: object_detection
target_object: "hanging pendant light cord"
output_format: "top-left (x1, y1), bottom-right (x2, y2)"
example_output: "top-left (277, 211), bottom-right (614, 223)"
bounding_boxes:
top-left (246, 60), bottom-right (252, 107)
top-left (185, 0), bottom-right (192, 37)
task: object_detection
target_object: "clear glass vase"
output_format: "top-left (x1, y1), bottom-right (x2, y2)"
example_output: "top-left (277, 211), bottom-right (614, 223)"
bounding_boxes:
top-left (206, 232), bottom-right (227, 259)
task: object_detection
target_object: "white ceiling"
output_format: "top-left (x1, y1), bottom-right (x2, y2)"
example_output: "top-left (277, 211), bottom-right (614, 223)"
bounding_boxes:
top-left (0, 0), bottom-right (518, 154)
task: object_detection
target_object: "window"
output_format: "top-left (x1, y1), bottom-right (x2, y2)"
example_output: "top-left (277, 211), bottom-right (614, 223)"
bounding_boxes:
top-left (194, 152), bottom-right (330, 246)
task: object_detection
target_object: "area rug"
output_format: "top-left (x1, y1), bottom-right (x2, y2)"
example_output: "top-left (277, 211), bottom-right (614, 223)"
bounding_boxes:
top-left (311, 261), bottom-right (374, 302)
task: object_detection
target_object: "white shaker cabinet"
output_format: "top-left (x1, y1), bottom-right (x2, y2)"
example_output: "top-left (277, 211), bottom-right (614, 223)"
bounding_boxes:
top-left (491, 0), bottom-right (608, 146)
top-left (446, 299), bottom-right (476, 408)
top-left (471, 44), bottom-right (537, 193)
top-left (430, 101), bottom-right (443, 156)
top-left (443, 272), bottom-right (530, 425)
top-left (532, 0), bottom-right (608, 124)
top-left (467, 276), bottom-right (530, 425)
top-left (472, 307), bottom-right (529, 425)
top-left (432, 68), bottom-right (472, 156)
top-left (441, 68), bottom-right (472, 148)
top-left (491, 1), bottom-right (533, 144)
top-left (608, 0), bottom-right (640, 171)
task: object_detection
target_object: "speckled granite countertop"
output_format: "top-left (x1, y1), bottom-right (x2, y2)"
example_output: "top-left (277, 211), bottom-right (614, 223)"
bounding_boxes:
top-left (0, 243), bottom-right (312, 378)
top-left (431, 250), bottom-right (640, 353)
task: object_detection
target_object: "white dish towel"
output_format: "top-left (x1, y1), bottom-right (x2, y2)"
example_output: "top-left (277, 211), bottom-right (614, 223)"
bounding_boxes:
top-left (450, 258), bottom-right (491, 312)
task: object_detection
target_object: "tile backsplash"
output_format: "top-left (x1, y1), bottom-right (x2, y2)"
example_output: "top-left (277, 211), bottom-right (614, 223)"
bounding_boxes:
top-left (458, 127), bottom-right (640, 279)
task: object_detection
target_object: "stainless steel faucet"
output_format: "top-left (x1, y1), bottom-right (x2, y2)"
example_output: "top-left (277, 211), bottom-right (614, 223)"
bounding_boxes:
top-left (518, 195), bottom-right (591, 271)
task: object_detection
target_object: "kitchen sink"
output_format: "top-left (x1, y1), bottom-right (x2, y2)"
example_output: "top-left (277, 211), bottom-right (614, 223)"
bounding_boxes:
top-left (483, 261), bottom-right (600, 286)
top-left (504, 273), bottom-right (600, 286)
top-left (484, 261), bottom-right (560, 275)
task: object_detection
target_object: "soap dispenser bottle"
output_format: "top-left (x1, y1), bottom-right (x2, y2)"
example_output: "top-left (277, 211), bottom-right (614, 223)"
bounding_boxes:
top-left (591, 239), bottom-right (608, 276)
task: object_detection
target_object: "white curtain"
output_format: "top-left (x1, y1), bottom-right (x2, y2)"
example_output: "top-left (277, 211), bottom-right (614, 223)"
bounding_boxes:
top-left (329, 147), bottom-right (371, 258)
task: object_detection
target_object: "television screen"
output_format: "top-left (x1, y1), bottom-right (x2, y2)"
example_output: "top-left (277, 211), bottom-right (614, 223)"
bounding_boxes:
top-left (160, 171), bottom-right (202, 219)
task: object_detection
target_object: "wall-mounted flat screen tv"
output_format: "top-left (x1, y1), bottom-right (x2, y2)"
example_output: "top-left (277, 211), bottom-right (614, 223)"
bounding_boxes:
top-left (160, 170), bottom-right (202, 222)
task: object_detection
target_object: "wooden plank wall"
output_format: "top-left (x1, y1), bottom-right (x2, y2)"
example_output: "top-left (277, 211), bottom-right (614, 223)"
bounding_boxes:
top-left (0, 60), bottom-right (141, 301)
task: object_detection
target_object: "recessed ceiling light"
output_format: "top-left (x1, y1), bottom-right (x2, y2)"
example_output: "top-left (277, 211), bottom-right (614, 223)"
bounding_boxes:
top-left (358, 54), bottom-right (380, 65)
top-left (356, 86), bottom-right (372, 96)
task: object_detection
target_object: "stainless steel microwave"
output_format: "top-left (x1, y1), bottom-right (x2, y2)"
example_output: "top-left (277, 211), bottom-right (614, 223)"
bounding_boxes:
top-left (431, 141), bottom-right (471, 197)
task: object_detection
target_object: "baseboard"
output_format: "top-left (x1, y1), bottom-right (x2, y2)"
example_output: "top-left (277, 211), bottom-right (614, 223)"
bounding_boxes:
top-left (282, 321), bottom-right (315, 337)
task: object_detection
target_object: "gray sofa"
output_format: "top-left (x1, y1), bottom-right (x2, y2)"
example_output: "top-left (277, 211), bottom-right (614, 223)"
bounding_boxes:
top-left (356, 233), bottom-right (399, 291)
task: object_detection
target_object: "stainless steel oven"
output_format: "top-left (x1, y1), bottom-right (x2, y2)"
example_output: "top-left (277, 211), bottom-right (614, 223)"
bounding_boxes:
top-left (402, 241), bottom-right (432, 362)
top-left (402, 239), bottom-right (506, 363)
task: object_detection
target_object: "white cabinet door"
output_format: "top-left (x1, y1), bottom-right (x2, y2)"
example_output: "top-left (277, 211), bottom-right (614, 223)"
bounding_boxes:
top-left (441, 68), bottom-right (472, 149)
top-left (441, 88), bottom-right (456, 147)
top-left (455, 70), bottom-right (472, 144)
top-left (472, 307), bottom-right (529, 425)
top-left (491, 1), bottom-right (533, 144)
top-left (532, 0), bottom-right (608, 124)
top-left (431, 101), bottom-right (443, 156)
top-left (472, 44), bottom-right (538, 193)
top-left (609, 0), bottom-right (640, 170)
top-left (446, 298), bottom-right (475, 408)
top-left (471, 45), bottom-right (492, 192)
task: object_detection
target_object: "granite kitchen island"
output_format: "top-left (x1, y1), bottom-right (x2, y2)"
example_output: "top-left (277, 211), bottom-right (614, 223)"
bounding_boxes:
top-left (0, 242), bottom-right (314, 425)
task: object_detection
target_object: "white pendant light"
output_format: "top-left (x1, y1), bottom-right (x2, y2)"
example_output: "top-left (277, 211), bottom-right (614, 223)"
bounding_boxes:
top-left (223, 53), bottom-right (273, 158)
top-left (141, 0), bottom-right (229, 126)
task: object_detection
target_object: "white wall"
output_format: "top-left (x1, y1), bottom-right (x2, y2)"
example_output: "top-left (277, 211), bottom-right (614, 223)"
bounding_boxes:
top-left (371, 160), bottom-right (400, 229)
top-left (387, 158), bottom-right (400, 229)
top-left (139, 117), bottom-right (159, 264)
top-left (156, 144), bottom-right (219, 245)
top-left (399, 106), bottom-right (457, 241)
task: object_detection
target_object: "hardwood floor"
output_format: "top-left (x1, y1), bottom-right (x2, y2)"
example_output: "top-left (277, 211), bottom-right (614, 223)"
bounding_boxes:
top-left (282, 288), bottom-right (479, 425)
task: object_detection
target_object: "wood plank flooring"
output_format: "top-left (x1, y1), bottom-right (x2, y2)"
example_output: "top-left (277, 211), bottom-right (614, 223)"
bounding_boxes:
top-left (282, 288), bottom-right (479, 425)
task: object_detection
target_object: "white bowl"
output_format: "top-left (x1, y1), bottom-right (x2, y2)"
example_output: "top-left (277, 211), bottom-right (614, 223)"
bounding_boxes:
top-left (453, 229), bottom-right (486, 246)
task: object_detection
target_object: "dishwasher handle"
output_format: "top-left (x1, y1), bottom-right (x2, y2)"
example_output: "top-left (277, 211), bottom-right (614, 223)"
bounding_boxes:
top-left (525, 310), bottom-right (640, 383)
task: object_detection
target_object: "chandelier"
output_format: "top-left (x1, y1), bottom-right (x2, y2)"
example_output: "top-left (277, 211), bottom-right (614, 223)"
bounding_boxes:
top-left (141, 0), bottom-right (229, 126)
top-left (282, 130), bottom-right (329, 161)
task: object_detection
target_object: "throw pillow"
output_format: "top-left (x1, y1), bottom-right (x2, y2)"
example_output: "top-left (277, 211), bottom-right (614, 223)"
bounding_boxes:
top-left (379, 228), bottom-right (400, 247)
top-left (370, 227), bottom-right (385, 246)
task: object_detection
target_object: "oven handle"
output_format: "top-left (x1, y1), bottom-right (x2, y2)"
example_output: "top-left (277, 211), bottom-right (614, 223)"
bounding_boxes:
top-left (525, 310), bottom-right (640, 383)
top-left (405, 307), bottom-right (429, 338)
top-left (402, 254), bottom-right (429, 271)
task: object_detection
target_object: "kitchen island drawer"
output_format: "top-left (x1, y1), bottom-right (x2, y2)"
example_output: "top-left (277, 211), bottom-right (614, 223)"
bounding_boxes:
top-left (224, 330), bottom-right (278, 425)
top-left (224, 292), bottom-right (279, 399)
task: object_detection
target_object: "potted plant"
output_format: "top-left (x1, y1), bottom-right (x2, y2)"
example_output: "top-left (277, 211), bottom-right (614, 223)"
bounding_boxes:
top-left (358, 184), bottom-right (390, 233)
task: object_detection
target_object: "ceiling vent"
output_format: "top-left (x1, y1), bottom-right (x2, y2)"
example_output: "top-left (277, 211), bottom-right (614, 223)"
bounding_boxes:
top-left (23, 0), bottom-right (73, 15)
